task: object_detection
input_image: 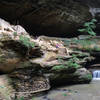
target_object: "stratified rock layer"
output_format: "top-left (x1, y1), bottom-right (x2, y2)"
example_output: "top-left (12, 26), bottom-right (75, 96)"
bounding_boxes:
top-left (0, 18), bottom-right (95, 99)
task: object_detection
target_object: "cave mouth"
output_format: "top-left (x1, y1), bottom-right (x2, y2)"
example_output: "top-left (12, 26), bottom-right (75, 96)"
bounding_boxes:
top-left (0, 16), bottom-right (80, 38)
top-left (18, 23), bottom-right (80, 38)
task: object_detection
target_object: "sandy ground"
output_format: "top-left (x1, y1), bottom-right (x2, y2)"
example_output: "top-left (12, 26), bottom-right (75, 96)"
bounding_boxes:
top-left (34, 80), bottom-right (100, 100)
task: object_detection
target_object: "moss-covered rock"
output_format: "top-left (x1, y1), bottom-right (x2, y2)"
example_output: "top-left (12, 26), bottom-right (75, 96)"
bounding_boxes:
top-left (0, 75), bottom-right (15, 100)
top-left (74, 68), bottom-right (92, 83)
top-left (0, 19), bottom-right (95, 99)
top-left (49, 68), bottom-right (92, 85)
top-left (63, 35), bottom-right (100, 53)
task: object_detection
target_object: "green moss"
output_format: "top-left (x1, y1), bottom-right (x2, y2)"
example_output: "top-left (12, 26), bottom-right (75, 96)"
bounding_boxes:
top-left (74, 39), bottom-right (94, 45)
top-left (52, 55), bottom-right (80, 72)
top-left (78, 73), bottom-right (92, 83)
top-left (68, 62), bottom-right (80, 68)
top-left (19, 35), bottom-right (35, 48)
top-left (63, 36), bottom-right (100, 52)
top-left (51, 65), bottom-right (68, 71)
top-left (84, 74), bottom-right (92, 80)
top-left (77, 52), bottom-right (90, 57)
top-left (71, 39), bottom-right (100, 52)
top-left (16, 96), bottom-right (24, 100)
top-left (13, 32), bottom-right (17, 37)
top-left (94, 46), bottom-right (100, 51)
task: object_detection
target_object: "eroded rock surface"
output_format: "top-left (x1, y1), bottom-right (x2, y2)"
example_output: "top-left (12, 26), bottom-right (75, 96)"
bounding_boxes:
top-left (0, 18), bottom-right (94, 99)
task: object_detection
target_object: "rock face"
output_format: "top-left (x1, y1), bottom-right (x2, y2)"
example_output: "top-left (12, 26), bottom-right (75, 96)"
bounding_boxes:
top-left (0, 0), bottom-right (91, 37)
top-left (0, 75), bottom-right (15, 100)
top-left (49, 68), bottom-right (92, 85)
top-left (0, 18), bottom-right (94, 99)
top-left (0, 18), bottom-right (33, 73)
top-left (0, 18), bottom-right (50, 99)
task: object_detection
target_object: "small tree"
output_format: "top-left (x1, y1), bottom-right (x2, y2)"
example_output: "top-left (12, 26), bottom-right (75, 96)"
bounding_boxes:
top-left (78, 19), bottom-right (97, 36)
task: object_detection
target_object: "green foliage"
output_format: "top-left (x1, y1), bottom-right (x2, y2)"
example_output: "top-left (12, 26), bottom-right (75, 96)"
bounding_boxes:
top-left (67, 61), bottom-right (79, 69)
top-left (13, 32), bottom-right (17, 37)
top-left (86, 74), bottom-right (92, 79)
top-left (94, 46), bottom-right (100, 51)
top-left (19, 35), bottom-right (35, 48)
top-left (78, 19), bottom-right (97, 36)
top-left (52, 65), bottom-right (67, 71)
top-left (73, 39), bottom-right (94, 45)
top-left (72, 39), bottom-right (100, 51)
top-left (67, 55), bottom-right (80, 68)
top-left (13, 31), bottom-right (35, 48)
top-left (63, 93), bottom-right (67, 96)
top-left (32, 98), bottom-right (35, 100)
top-left (19, 97), bottom-right (24, 100)
top-left (52, 55), bottom-right (80, 71)
top-left (16, 96), bottom-right (24, 100)
top-left (82, 74), bottom-right (92, 81)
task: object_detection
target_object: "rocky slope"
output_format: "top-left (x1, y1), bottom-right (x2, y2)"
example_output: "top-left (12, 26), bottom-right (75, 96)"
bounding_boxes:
top-left (0, 18), bottom-right (94, 100)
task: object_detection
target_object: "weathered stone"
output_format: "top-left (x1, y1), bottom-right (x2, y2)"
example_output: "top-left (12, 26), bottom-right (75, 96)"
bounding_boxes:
top-left (8, 68), bottom-right (50, 99)
top-left (0, 18), bottom-right (97, 100)
top-left (0, 18), bottom-right (51, 99)
top-left (0, 75), bottom-right (15, 100)
top-left (74, 68), bottom-right (92, 83)
top-left (48, 68), bottom-right (92, 85)
top-left (0, 18), bottom-right (41, 73)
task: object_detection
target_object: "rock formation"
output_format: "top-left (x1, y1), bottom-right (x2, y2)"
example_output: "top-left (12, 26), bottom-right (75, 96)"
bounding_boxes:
top-left (0, 18), bottom-right (95, 99)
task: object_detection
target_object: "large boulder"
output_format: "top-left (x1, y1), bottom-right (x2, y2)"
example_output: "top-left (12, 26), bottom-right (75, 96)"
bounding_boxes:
top-left (49, 68), bottom-right (92, 85)
top-left (0, 0), bottom-right (92, 36)
top-left (0, 18), bottom-right (36, 73)
top-left (0, 18), bottom-right (50, 100)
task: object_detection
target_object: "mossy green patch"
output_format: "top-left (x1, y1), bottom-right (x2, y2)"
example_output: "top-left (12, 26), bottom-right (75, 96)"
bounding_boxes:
top-left (70, 39), bottom-right (100, 52)
top-left (52, 55), bottom-right (80, 72)
top-left (83, 74), bottom-right (92, 80)
top-left (51, 65), bottom-right (68, 71)
top-left (19, 35), bottom-right (35, 48)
